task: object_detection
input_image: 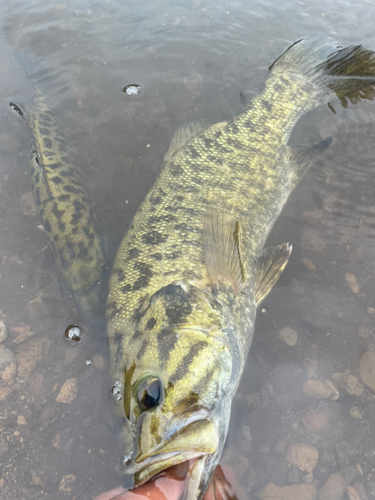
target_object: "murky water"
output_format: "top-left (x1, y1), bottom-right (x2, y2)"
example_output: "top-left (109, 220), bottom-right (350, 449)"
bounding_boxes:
top-left (1, 0), bottom-right (375, 499)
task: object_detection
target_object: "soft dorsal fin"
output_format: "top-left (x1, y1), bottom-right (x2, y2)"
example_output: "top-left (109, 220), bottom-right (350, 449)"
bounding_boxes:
top-left (202, 209), bottom-right (245, 294)
top-left (255, 243), bottom-right (292, 305)
top-left (287, 136), bottom-right (332, 189)
top-left (164, 121), bottom-right (208, 162)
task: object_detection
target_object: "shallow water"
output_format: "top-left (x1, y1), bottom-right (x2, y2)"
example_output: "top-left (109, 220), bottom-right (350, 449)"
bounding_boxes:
top-left (1, 0), bottom-right (375, 499)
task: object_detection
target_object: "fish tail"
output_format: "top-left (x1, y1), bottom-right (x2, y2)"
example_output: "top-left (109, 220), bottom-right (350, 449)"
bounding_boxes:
top-left (269, 36), bottom-right (375, 105)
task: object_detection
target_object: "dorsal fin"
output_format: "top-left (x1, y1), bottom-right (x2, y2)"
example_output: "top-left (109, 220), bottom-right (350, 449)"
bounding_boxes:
top-left (255, 243), bottom-right (292, 305)
top-left (202, 209), bottom-right (245, 294)
top-left (164, 121), bottom-right (208, 162)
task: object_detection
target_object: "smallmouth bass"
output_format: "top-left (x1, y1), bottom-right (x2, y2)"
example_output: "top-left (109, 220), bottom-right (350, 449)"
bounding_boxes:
top-left (11, 89), bottom-right (105, 318)
top-left (106, 37), bottom-right (375, 500)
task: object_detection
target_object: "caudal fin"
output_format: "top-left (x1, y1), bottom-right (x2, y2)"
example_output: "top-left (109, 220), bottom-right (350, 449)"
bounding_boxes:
top-left (270, 36), bottom-right (375, 106)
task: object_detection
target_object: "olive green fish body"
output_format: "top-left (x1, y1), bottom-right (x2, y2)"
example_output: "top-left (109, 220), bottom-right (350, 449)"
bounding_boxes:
top-left (107, 36), bottom-right (375, 499)
top-left (25, 90), bottom-right (105, 317)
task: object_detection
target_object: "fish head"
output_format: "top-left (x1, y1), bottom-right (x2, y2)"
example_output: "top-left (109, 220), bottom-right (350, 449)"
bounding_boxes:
top-left (113, 282), bottom-right (238, 499)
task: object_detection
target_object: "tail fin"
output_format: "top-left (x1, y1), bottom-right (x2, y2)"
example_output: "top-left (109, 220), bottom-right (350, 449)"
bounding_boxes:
top-left (270, 36), bottom-right (375, 105)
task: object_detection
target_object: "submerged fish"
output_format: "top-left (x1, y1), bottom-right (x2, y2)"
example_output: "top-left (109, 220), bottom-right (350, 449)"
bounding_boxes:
top-left (11, 89), bottom-right (105, 318)
top-left (106, 37), bottom-right (375, 499)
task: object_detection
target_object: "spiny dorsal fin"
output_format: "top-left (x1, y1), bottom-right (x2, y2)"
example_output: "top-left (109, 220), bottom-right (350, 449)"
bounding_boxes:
top-left (287, 136), bottom-right (332, 189)
top-left (202, 209), bottom-right (245, 294)
top-left (255, 243), bottom-right (292, 305)
top-left (164, 121), bottom-right (208, 162)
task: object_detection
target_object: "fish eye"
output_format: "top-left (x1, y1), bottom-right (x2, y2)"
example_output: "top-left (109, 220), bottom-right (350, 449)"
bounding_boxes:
top-left (134, 375), bottom-right (162, 411)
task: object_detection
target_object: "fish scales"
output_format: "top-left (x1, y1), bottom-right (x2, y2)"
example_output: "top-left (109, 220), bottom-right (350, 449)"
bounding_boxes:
top-left (26, 90), bottom-right (105, 316)
top-left (106, 36), bottom-right (375, 500)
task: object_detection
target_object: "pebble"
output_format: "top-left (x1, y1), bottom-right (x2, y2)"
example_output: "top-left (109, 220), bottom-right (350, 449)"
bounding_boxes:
top-left (20, 192), bottom-right (37, 216)
top-left (17, 415), bottom-right (27, 425)
top-left (0, 435), bottom-right (9, 459)
top-left (278, 327), bottom-right (298, 346)
top-left (257, 483), bottom-right (318, 500)
top-left (0, 318), bottom-right (7, 343)
top-left (359, 350), bottom-right (375, 392)
top-left (10, 323), bottom-right (34, 344)
top-left (2, 362), bottom-right (17, 383)
top-left (17, 337), bottom-right (51, 379)
top-left (318, 472), bottom-right (346, 500)
top-left (303, 379), bottom-right (338, 400)
top-left (358, 325), bottom-right (372, 339)
top-left (332, 370), bottom-right (364, 397)
top-left (30, 469), bottom-right (45, 487)
top-left (52, 433), bottom-right (61, 450)
top-left (285, 443), bottom-right (319, 473)
top-left (0, 348), bottom-right (16, 371)
top-left (301, 257), bottom-right (317, 270)
top-left (55, 378), bottom-right (78, 404)
top-left (93, 353), bottom-right (107, 372)
top-left (59, 474), bottom-right (76, 493)
top-left (0, 387), bottom-right (12, 401)
top-left (345, 273), bottom-right (360, 294)
top-left (300, 409), bottom-right (330, 433)
top-left (347, 486), bottom-right (362, 500)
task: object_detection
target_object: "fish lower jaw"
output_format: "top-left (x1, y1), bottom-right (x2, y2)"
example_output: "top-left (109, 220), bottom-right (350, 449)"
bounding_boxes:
top-left (127, 451), bottom-right (206, 486)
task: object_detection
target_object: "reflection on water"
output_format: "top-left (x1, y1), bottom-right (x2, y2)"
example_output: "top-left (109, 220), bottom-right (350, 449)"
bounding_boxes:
top-left (0, 1), bottom-right (375, 499)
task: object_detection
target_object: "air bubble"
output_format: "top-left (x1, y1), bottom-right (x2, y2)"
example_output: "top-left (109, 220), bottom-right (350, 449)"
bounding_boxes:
top-left (85, 360), bottom-right (92, 366)
top-left (123, 452), bottom-right (133, 465)
top-left (123, 84), bottom-right (140, 96)
top-left (64, 324), bottom-right (82, 342)
top-left (111, 385), bottom-right (121, 395)
top-left (115, 394), bottom-right (122, 401)
top-left (261, 307), bottom-right (268, 314)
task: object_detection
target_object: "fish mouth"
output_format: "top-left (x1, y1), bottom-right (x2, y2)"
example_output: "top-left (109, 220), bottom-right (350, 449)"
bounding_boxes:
top-left (125, 418), bottom-right (220, 486)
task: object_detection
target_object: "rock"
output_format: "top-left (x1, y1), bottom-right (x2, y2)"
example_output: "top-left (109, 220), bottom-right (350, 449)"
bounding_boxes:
top-left (17, 415), bottom-right (27, 425)
top-left (0, 348), bottom-right (16, 371)
top-left (301, 229), bottom-right (326, 256)
top-left (347, 486), bottom-right (362, 500)
top-left (303, 379), bottom-right (338, 400)
top-left (285, 443), bottom-right (319, 473)
top-left (2, 362), bottom-right (17, 383)
top-left (55, 378), bottom-right (77, 404)
top-left (358, 325), bottom-right (372, 339)
top-left (349, 407), bottom-right (363, 419)
top-left (300, 409), bottom-right (330, 433)
top-left (332, 370), bottom-right (364, 397)
top-left (10, 323), bottom-right (35, 344)
top-left (320, 447), bottom-right (335, 466)
top-left (301, 257), bottom-right (317, 271)
top-left (256, 483), bottom-right (318, 500)
top-left (278, 327), bottom-right (298, 346)
top-left (59, 474), bottom-right (76, 493)
top-left (318, 473), bottom-right (346, 500)
top-left (303, 210), bottom-right (324, 226)
top-left (93, 353), bottom-right (107, 372)
top-left (359, 351), bottom-right (375, 392)
top-left (52, 433), bottom-right (61, 450)
top-left (303, 345), bottom-right (319, 379)
top-left (0, 435), bottom-right (9, 459)
top-left (0, 318), bottom-right (7, 343)
top-left (345, 273), bottom-right (360, 294)
top-left (30, 469), bottom-right (45, 487)
top-left (17, 337), bottom-right (51, 379)
top-left (0, 387), bottom-right (12, 401)
top-left (20, 192), bottom-right (37, 216)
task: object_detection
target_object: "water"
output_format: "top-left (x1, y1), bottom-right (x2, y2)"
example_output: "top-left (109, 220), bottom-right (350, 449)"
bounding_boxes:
top-left (0, 0), bottom-right (375, 499)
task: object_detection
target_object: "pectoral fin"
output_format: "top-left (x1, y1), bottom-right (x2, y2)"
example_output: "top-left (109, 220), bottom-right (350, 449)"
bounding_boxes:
top-left (287, 136), bottom-right (332, 189)
top-left (255, 243), bottom-right (292, 305)
top-left (202, 209), bottom-right (245, 294)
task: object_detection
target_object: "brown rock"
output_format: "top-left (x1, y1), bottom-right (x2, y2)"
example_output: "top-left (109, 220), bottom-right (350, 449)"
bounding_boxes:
top-left (342, 370), bottom-right (364, 397)
top-left (319, 473), bottom-right (346, 500)
top-left (278, 327), bottom-right (298, 346)
top-left (59, 474), bottom-right (76, 493)
top-left (30, 469), bottom-right (45, 487)
top-left (55, 378), bottom-right (77, 404)
top-left (0, 318), bottom-right (7, 343)
top-left (358, 325), bottom-right (372, 339)
top-left (303, 379), bottom-right (338, 400)
top-left (17, 337), bottom-right (51, 379)
top-left (10, 323), bottom-right (34, 344)
top-left (0, 387), bottom-right (12, 401)
top-left (20, 192), bottom-right (37, 216)
top-left (345, 273), bottom-right (360, 294)
top-left (2, 362), bottom-right (17, 383)
top-left (17, 415), bottom-right (27, 425)
top-left (52, 433), bottom-right (61, 450)
top-left (301, 409), bottom-right (330, 433)
top-left (347, 486), bottom-right (362, 500)
top-left (359, 351), bottom-right (375, 392)
top-left (257, 483), bottom-right (318, 500)
top-left (301, 257), bottom-right (317, 271)
top-left (285, 443), bottom-right (319, 472)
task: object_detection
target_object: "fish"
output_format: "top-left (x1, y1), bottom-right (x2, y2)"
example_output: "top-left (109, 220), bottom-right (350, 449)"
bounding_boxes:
top-left (10, 88), bottom-right (105, 319)
top-left (92, 463), bottom-right (245, 500)
top-left (105, 36), bottom-right (375, 500)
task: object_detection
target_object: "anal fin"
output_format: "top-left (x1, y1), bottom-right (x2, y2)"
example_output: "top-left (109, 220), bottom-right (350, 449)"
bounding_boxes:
top-left (202, 209), bottom-right (245, 295)
top-left (255, 243), bottom-right (292, 305)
